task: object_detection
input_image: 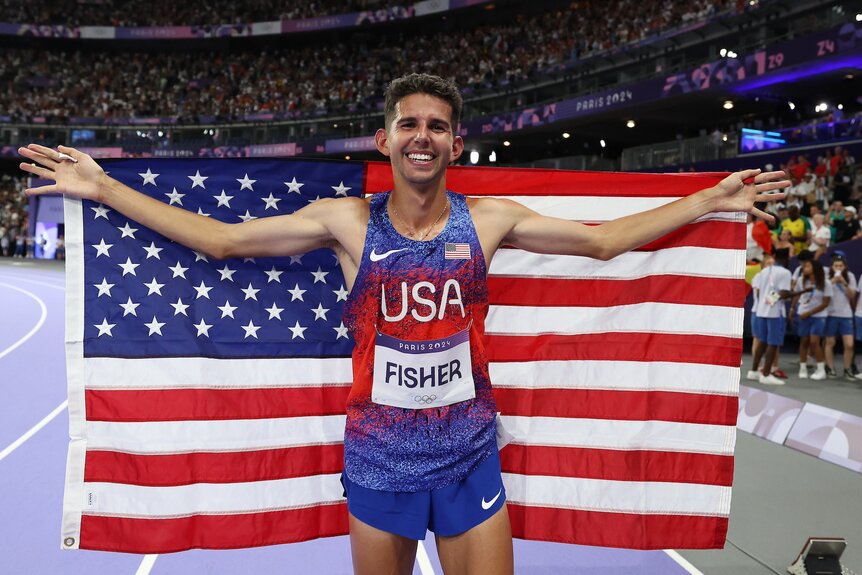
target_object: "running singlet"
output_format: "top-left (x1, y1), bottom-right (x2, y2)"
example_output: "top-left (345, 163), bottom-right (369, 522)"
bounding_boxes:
top-left (342, 191), bottom-right (497, 492)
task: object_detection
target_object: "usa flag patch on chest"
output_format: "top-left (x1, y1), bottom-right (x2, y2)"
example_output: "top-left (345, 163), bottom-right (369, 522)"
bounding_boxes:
top-left (445, 243), bottom-right (470, 259)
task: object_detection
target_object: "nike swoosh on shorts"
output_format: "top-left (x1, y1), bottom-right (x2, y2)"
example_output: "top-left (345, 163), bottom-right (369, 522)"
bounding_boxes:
top-left (482, 488), bottom-right (502, 510)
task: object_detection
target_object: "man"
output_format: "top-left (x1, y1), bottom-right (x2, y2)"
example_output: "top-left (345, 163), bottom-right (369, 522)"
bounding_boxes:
top-left (749, 252), bottom-right (792, 385)
top-left (18, 73), bottom-right (788, 575)
top-left (780, 204), bottom-right (810, 255)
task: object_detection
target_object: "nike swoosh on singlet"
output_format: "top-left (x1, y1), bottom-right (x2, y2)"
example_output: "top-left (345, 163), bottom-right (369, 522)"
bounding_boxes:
top-left (369, 248), bottom-right (408, 262)
top-left (481, 488), bottom-right (502, 510)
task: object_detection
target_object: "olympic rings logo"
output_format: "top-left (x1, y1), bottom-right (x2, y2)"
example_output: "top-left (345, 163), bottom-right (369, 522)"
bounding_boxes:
top-left (413, 394), bottom-right (437, 404)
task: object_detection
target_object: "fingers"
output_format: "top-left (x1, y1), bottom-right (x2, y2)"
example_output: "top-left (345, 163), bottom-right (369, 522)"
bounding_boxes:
top-left (738, 168), bottom-right (761, 184)
top-left (19, 161), bottom-right (55, 180)
top-left (750, 206), bottom-right (774, 224)
top-left (754, 181), bottom-right (790, 194)
top-left (18, 145), bottom-right (59, 169)
top-left (57, 145), bottom-right (82, 161)
top-left (752, 170), bottom-right (787, 184)
top-left (23, 184), bottom-right (59, 196)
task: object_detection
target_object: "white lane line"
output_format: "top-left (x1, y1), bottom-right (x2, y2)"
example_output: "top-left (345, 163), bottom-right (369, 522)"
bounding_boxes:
top-left (0, 401), bottom-right (68, 463)
top-left (0, 281), bottom-right (49, 360)
top-left (416, 540), bottom-right (436, 575)
top-left (134, 554), bottom-right (158, 575)
top-left (664, 550), bottom-right (705, 575)
top-left (0, 274), bottom-right (66, 290)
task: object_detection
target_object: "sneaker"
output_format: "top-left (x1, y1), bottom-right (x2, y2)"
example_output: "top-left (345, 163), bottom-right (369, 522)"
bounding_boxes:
top-left (851, 364), bottom-right (860, 377)
top-left (811, 368), bottom-right (827, 380)
top-left (760, 373), bottom-right (786, 385)
top-left (799, 365), bottom-right (809, 379)
top-left (746, 370), bottom-right (761, 381)
top-left (772, 369), bottom-right (788, 379)
top-left (844, 370), bottom-right (857, 382)
top-left (825, 366), bottom-right (837, 378)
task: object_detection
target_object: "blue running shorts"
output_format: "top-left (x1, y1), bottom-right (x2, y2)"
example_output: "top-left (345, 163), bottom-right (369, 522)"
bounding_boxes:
top-left (760, 316), bottom-right (786, 346)
top-left (797, 316), bottom-right (826, 338)
top-left (826, 317), bottom-right (854, 337)
top-left (341, 448), bottom-right (506, 540)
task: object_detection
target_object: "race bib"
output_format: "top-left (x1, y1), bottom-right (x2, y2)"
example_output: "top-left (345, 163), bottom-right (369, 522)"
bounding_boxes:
top-left (372, 326), bottom-right (475, 409)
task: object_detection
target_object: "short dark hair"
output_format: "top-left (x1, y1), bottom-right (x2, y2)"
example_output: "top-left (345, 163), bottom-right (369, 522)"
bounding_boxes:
top-left (383, 73), bottom-right (463, 131)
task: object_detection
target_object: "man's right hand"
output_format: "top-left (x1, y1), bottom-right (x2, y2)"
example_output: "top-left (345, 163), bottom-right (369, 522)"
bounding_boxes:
top-left (18, 144), bottom-right (106, 202)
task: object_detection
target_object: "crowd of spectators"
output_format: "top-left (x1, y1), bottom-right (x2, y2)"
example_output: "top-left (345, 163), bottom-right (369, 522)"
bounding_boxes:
top-left (0, 0), bottom-right (738, 122)
top-left (746, 146), bottom-right (861, 264)
top-left (0, 0), bottom-right (411, 27)
top-left (0, 175), bottom-right (31, 258)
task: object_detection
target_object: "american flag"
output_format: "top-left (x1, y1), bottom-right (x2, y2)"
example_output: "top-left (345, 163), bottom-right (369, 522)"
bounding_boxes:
top-left (61, 160), bottom-right (744, 553)
top-left (444, 242), bottom-right (471, 259)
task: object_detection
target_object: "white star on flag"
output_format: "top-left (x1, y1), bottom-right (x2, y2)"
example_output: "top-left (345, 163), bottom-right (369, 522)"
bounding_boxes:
top-left (197, 207), bottom-right (211, 217)
top-left (193, 251), bottom-right (209, 262)
top-left (288, 284), bottom-right (306, 302)
top-left (189, 170), bottom-right (208, 189)
top-left (91, 204), bottom-right (111, 219)
top-left (193, 319), bottom-right (213, 337)
top-left (241, 320), bottom-right (261, 339)
top-left (333, 322), bottom-right (349, 339)
top-left (139, 168), bottom-right (159, 185)
top-left (333, 285), bottom-right (348, 302)
top-left (262, 193), bottom-right (281, 210)
top-left (143, 242), bottom-right (163, 259)
top-left (165, 188), bottom-right (185, 206)
top-left (311, 267), bottom-right (329, 284)
top-left (307, 195), bottom-right (321, 204)
top-left (193, 281), bottom-right (213, 299)
top-left (143, 278), bottom-right (165, 296)
top-left (217, 266), bottom-right (237, 282)
top-left (239, 210), bottom-right (258, 223)
top-left (237, 174), bottom-right (256, 191)
top-left (117, 223), bottom-right (138, 239)
top-left (93, 318), bottom-right (115, 337)
top-left (265, 303), bottom-right (284, 320)
top-left (170, 298), bottom-right (190, 316)
top-left (93, 278), bottom-right (114, 297)
top-left (119, 297), bottom-right (140, 317)
top-left (284, 177), bottom-right (304, 194)
top-left (241, 283), bottom-right (260, 301)
top-left (289, 254), bottom-right (304, 265)
top-left (264, 267), bottom-right (283, 283)
top-left (218, 300), bottom-right (238, 319)
top-left (92, 239), bottom-right (113, 258)
top-left (311, 303), bottom-right (330, 321)
top-left (168, 262), bottom-right (189, 279)
top-left (144, 317), bottom-right (166, 336)
top-left (288, 321), bottom-right (307, 340)
top-left (118, 258), bottom-right (140, 276)
top-left (213, 190), bottom-right (234, 208)
top-left (332, 181), bottom-right (351, 196)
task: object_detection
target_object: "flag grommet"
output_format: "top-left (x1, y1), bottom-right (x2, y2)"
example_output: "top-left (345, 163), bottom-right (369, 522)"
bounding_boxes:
top-left (63, 537), bottom-right (76, 547)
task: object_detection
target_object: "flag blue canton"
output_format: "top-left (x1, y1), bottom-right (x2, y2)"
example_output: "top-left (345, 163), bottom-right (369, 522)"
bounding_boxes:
top-left (82, 159), bottom-right (362, 358)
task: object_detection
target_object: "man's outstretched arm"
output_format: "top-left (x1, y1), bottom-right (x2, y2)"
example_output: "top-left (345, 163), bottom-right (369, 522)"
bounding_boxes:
top-left (18, 144), bottom-right (357, 260)
top-left (493, 169), bottom-right (789, 260)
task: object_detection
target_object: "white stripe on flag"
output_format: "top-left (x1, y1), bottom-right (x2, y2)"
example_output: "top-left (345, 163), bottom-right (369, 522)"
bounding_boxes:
top-left (489, 361), bottom-right (739, 395)
top-left (486, 302), bottom-right (743, 338)
top-left (502, 473), bottom-right (732, 517)
top-left (487, 196), bottom-right (743, 223)
top-left (84, 473), bottom-right (344, 517)
top-left (488, 247), bottom-right (746, 279)
top-left (86, 415), bottom-right (347, 453)
top-left (83, 357), bottom-right (353, 389)
top-left (500, 415), bottom-right (736, 455)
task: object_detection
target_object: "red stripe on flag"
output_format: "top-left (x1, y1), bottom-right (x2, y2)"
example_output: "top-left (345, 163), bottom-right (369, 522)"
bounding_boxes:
top-left (365, 162), bottom-right (726, 198)
top-left (506, 504), bottom-right (728, 549)
top-left (84, 444), bottom-right (344, 486)
top-left (637, 220), bottom-right (745, 251)
top-left (500, 444), bottom-right (734, 486)
top-left (85, 386), bottom-right (351, 422)
top-left (494, 388), bottom-right (738, 426)
top-left (488, 275), bottom-right (747, 308)
top-left (486, 333), bottom-right (742, 366)
top-left (79, 503), bottom-right (349, 553)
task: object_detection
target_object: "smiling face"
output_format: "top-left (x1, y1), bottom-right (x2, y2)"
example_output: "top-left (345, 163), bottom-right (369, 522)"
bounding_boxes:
top-left (375, 93), bottom-right (464, 194)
